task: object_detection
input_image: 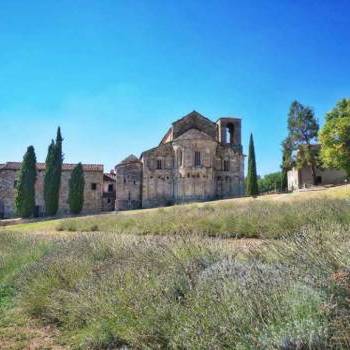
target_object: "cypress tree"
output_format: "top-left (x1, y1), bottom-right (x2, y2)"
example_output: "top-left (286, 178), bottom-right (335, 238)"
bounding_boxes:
top-left (246, 133), bottom-right (259, 196)
top-left (44, 127), bottom-right (64, 216)
top-left (44, 140), bottom-right (56, 215)
top-left (15, 146), bottom-right (37, 218)
top-left (55, 127), bottom-right (63, 178)
top-left (68, 163), bottom-right (85, 214)
top-left (53, 127), bottom-right (63, 212)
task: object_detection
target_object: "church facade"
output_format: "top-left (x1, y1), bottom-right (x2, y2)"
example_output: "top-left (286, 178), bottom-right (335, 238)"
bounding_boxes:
top-left (115, 111), bottom-right (244, 210)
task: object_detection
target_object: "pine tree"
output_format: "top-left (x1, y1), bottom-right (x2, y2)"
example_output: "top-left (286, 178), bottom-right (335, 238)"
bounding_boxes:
top-left (44, 127), bottom-right (64, 216)
top-left (246, 133), bottom-right (259, 196)
top-left (68, 163), bottom-right (85, 214)
top-left (15, 146), bottom-right (37, 218)
top-left (286, 101), bottom-right (319, 184)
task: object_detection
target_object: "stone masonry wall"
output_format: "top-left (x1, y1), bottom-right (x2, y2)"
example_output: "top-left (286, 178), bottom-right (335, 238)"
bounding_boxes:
top-left (115, 161), bottom-right (142, 210)
top-left (0, 168), bottom-right (103, 218)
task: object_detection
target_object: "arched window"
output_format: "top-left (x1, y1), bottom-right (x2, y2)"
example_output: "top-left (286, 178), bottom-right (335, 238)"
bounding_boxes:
top-left (226, 123), bottom-right (235, 144)
top-left (177, 149), bottom-right (183, 167)
top-left (194, 151), bottom-right (201, 167)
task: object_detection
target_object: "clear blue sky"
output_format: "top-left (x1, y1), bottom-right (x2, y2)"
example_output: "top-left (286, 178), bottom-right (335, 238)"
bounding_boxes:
top-left (1, 0), bottom-right (349, 175)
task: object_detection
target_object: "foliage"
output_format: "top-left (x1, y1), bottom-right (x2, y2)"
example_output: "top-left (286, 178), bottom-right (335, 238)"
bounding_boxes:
top-left (1, 211), bottom-right (350, 348)
top-left (284, 100), bottom-right (319, 184)
top-left (52, 197), bottom-right (350, 240)
top-left (68, 163), bottom-right (85, 214)
top-left (258, 171), bottom-right (283, 193)
top-left (319, 98), bottom-right (350, 177)
top-left (44, 128), bottom-right (63, 216)
top-left (15, 146), bottom-right (37, 218)
top-left (3, 189), bottom-right (350, 348)
top-left (246, 133), bottom-right (259, 196)
top-left (281, 137), bottom-right (293, 191)
top-left (287, 101), bottom-right (319, 145)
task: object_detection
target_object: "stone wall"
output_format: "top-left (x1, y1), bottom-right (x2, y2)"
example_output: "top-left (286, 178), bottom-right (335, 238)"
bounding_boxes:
top-left (0, 169), bottom-right (17, 218)
top-left (141, 143), bottom-right (175, 208)
top-left (115, 160), bottom-right (142, 210)
top-left (171, 129), bottom-right (217, 204)
top-left (215, 144), bottom-right (245, 198)
top-left (288, 165), bottom-right (347, 191)
top-left (0, 165), bottom-right (103, 218)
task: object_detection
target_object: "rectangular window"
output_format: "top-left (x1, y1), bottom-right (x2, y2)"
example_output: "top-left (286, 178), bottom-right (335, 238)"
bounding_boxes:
top-left (108, 184), bottom-right (114, 192)
top-left (224, 160), bottom-right (230, 171)
top-left (194, 151), bottom-right (201, 167)
top-left (91, 183), bottom-right (97, 190)
top-left (13, 180), bottom-right (17, 188)
top-left (156, 159), bottom-right (162, 170)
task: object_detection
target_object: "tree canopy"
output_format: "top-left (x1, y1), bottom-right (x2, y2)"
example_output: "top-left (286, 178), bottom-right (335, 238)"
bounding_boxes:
top-left (283, 100), bottom-right (319, 184)
top-left (258, 172), bottom-right (283, 194)
top-left (319, 98), bottom-right (350, 177)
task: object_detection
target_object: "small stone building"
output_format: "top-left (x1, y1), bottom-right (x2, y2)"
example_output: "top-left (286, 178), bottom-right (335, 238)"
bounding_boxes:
top-left (0, 162), bottom-right (104, 218)
top-left (115, 111), bottom-right (245, 210)
top-left (287, 145), bottom-right (347, 191)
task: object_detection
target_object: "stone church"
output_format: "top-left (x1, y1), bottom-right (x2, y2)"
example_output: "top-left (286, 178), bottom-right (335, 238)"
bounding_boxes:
top-left (0, 111), bottom-right (244, 218)
top-left (115, 111), bottom-right (244, 210)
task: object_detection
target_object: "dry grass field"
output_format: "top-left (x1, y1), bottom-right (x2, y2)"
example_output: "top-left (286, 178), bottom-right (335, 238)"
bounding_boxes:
top-left (1, 185), bottom-right (350, 349)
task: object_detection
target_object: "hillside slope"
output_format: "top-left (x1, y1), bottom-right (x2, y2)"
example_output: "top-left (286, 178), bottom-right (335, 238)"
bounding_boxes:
top-left (1, 185), bottom-right (350, 349)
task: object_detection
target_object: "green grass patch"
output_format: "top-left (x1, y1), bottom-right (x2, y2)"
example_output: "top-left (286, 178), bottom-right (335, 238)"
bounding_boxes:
top-left (1, 190), bottom-right (350, 348)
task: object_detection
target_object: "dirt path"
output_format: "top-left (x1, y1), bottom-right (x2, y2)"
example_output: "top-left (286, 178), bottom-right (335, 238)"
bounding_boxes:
top-left (1, 316), bottom-right (66, 350)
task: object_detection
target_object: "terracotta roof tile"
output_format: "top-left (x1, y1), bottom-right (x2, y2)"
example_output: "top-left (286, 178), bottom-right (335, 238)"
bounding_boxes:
top-left (104, 173), bottom-right (116, 181)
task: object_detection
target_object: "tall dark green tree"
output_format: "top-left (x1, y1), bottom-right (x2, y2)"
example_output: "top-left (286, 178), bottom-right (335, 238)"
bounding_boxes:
top-left (246, 133), bottom-right (259, 196)
top-left (15, 146), bottom-right (37, 218)
top-left (44, 140), bottom-right (56, 215)
top-left (44, 127), bottom-right (64, 216)
top-left (56, 127), bottom-right (63, 176)
top-left (68, 163), bottom-right (85, 214)
top-left (286, 101), bottom-right (319, 185)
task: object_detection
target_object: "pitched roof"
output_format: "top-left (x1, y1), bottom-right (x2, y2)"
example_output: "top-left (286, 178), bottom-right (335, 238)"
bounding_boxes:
top-left (172, 110), bottom-right (215, 127)
top-left (159, 110), bottom-right (216, 146)
top-left (115, 154), bottom-right (142, 168)
top-left (0, 162), bottom-right (103, 172)
top-left (171, 110), bottom-right (216, 140)
top-left (104, 173), bottom-right (116, 181)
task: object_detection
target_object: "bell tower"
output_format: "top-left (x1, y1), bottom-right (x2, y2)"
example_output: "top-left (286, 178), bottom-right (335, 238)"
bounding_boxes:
top-left (216, 118), bottom-right (242, 151)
